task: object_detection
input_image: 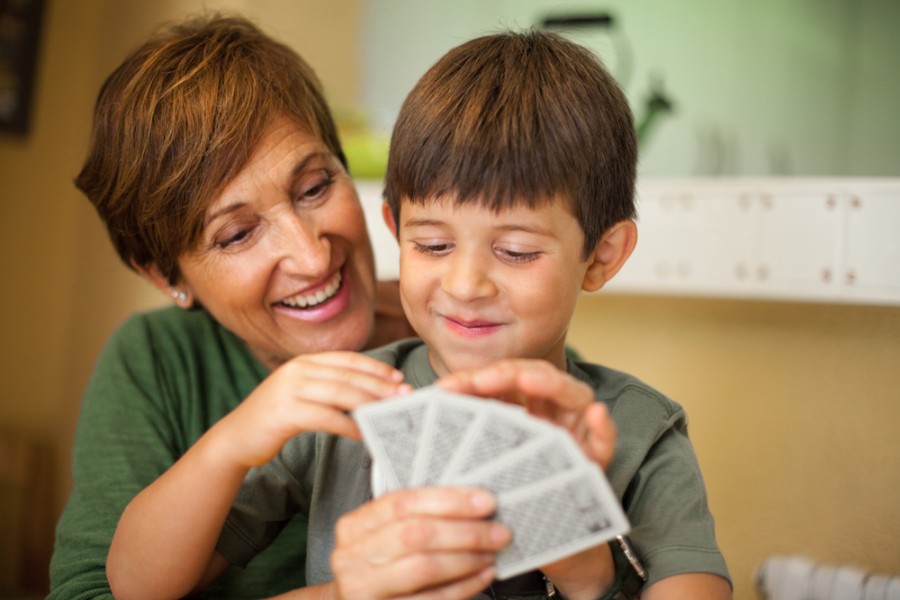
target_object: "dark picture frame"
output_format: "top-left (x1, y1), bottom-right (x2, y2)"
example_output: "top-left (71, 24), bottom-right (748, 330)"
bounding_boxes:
top-left (0, 0), bottom-right (45, 135)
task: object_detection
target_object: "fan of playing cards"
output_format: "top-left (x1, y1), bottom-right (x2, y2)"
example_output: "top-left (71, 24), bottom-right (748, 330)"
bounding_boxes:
top-left (352, 386), bottom-right (630, 580)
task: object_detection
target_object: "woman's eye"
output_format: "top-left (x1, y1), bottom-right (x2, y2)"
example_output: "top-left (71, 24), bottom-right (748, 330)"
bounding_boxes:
top-left (215, 228), bottom-right (252, 250)
top-left (412, 241), bottom-right (453, 256)
top-left (297, 169), bottom-right (335, 202)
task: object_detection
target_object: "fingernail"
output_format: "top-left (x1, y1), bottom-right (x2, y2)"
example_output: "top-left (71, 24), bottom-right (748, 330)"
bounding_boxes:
top-left (490, 523), bottom-right (511, 545)
top-left (470, 490), bottom-right (496, 513)
top-left (479, 555), bottom-right (497, 567)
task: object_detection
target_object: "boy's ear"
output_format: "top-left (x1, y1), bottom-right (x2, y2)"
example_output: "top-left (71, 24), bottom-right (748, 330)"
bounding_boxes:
top-left (382, 200), bottom-right (398, 239)
top-left (582, 219), bottom-right (638, 292)
top-left (131, 260), bottom-right (193, 307)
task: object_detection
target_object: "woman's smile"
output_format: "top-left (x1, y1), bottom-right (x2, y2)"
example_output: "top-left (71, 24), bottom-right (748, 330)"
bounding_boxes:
top-left (275, 267), bottom-right (352, 322)
top-left (280, 269), bottom-right (342, 309)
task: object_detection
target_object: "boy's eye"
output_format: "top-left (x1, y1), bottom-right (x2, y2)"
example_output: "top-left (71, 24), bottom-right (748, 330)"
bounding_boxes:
top-left (412, 241), bottom-right (454, 256)
top-left (497, 247), bottom-right (541, 263)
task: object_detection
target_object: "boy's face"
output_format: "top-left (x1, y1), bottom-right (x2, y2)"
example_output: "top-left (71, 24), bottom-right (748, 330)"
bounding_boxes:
top-left (391, 197), bottom-right (593, 376)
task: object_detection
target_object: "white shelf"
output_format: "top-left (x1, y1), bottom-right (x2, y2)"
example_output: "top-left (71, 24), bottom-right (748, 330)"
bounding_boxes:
top-left (358, 178), bottom-right (900, 306)
top-left (611, 178), bottom-right (900, 306)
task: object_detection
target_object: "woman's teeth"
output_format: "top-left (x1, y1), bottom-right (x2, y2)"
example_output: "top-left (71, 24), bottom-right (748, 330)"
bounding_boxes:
top-left (281, 272), bottom-right (342, 309)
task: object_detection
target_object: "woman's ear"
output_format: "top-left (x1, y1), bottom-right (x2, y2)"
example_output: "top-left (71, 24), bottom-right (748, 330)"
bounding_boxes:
top-left (131, 261), bottom-right (193, 307)
top-left (381, 201), bottom-right (398, 239)
top-left (582, 219), bottom-right (638, 292)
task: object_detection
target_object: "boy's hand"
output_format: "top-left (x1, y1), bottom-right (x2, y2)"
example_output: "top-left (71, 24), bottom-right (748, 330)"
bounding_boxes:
top-left (330, 487), bottom-right (508, 599)
top-left (437, 359), bottom-right (616, 470)
top-left (438, 361), bottom-right (621, 599)
top-left (213, 352), bottom-right (411, 469)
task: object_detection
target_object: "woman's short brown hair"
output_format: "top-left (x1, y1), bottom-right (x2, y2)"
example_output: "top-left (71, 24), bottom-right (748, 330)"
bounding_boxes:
top-left (76, 14), bottom-right (344, 284)
top-left (384, 30), bottom-right (637, 259)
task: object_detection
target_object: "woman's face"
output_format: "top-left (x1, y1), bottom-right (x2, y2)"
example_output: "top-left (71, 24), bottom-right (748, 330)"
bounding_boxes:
top-left (177, 117), bottom-right (377, 370)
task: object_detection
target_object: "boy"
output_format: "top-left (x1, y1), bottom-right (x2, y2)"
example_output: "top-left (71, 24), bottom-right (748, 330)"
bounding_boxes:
top-left (108, 31), bottom-right (731, 600)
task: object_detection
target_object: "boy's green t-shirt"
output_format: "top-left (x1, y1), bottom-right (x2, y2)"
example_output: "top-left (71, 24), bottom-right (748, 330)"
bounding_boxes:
top-left (220, 339), bottom-right (731, 593)
top-left (49, 306), bottom-right (308, 599)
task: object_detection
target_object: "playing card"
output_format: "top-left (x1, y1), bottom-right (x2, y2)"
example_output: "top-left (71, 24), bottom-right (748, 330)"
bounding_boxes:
top-left (454, 427), bottom-right (585, 496)
top-left (439, 400), bottom-right (544, 483)
top-left (353, 388), bottom-right (631, 581)
top-left (353, 392), bottom-right (430, 490)
top-left (492, 464), bottom-right (630, 580)
top-left (409, 388), bottom-right (482, 487)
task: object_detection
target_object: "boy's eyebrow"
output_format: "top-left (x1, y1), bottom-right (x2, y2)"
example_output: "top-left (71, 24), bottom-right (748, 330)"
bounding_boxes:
top-left (402, 217), bottom-right (445, 228)
top-left (494, 223), bottom-right (554, 235)
top-left (403, 217), bottom-right (554, 236)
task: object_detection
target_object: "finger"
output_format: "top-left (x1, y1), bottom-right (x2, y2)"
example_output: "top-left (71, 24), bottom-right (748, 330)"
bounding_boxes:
top-left (437, 359), bottom-right (525, 396)
top-left (397, 566), bottom-right (496, 600)
top-left (335, 487), bottom-right (497, 540)
top-left (338, 516), bottom-right (509, 568)
top-left (277, 401), bottom-right (363, 441)
top-left (222, 401), bottom-right (363, 468)
top-left (514, 364), bottom-right (595, 411)
top-left (297, 351), bottom-right (406, 383)
top-left (334, 550), bottom-right (496, 599)
top-left (280, 361), bottom-right (410, 402)
top-left (274, 371), bottom-right (409, 413)
top-left (440, 359), bottom-right (592, 411)
top-left (582, 403), bottom-right (617, 469)
top-left (391, 558), bottom-right (495, 600)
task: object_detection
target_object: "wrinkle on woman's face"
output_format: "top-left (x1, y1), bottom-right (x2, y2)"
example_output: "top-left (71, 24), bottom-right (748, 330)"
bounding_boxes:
top-left (178, 118), bottom-right (377, 370)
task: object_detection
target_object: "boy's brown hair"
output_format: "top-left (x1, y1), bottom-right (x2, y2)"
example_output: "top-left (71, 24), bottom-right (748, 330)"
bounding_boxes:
top-left (384, 30), bottom-right (637, 259)
top-left (76, 15), bottom-right (344, 284)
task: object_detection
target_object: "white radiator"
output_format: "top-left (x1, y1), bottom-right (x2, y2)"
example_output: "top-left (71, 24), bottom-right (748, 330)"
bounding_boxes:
top-left (757, 555), bottom-right (900, 600)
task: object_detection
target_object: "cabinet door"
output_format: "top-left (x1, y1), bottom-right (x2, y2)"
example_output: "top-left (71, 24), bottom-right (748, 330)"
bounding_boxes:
top-left (842, 191), bottom-right (900, 303)
top-left (755, 191), bottom-right (842, 297)
top-left (616, 187), bottom-right (754, 296)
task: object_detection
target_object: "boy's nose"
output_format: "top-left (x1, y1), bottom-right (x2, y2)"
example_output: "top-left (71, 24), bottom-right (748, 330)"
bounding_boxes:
top-left (441, 251), bottom-right (497, 301)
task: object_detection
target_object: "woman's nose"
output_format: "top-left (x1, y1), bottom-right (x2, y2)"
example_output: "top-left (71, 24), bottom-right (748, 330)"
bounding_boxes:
top-left (441, 250), bottom-right (497, 301)
top-left (275, 213), bottom-right (331, 275)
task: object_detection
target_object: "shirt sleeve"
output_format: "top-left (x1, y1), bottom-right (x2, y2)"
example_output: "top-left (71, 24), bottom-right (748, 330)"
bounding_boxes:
top-left (49, 316), bottom-right (185, 599)
top-left (625, 421), bottom-right (730, 586)
top-left (610, 385), bottom-right (731, 588)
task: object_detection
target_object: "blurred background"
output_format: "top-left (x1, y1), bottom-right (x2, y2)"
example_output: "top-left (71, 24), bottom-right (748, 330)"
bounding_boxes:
top-left (0, 1), bottom-right (898, 598)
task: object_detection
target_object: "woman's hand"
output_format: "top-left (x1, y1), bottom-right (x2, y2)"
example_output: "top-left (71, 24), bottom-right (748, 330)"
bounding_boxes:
top-left (215, 351), bottom-right (411, 469)
top-left (108, 351), bottom-right (409, 600)
top-left (438, 359), bottom-right (616, 470)
top-left (330, 487), bottom-right (509, 600)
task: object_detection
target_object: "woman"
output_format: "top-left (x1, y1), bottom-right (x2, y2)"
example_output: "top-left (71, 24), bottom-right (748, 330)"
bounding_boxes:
top-left (49, 14), bottom-right (409, 599)
top-left (51, 14), bottom-right (608, 600)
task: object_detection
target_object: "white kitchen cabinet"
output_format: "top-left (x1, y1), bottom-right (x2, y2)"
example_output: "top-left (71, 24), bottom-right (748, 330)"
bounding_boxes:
top-left (611, 178), bottom-right (900, 305)
top-left (842, 191), bottom-right (900, 303)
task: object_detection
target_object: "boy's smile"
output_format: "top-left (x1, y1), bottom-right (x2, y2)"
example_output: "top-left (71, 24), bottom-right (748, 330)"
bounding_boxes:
top-left (392, 197), bottom-right (596, 376)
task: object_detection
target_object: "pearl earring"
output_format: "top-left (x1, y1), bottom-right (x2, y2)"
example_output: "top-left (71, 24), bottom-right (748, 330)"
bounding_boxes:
top-left (171, 289), bottom-right (188, 304)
